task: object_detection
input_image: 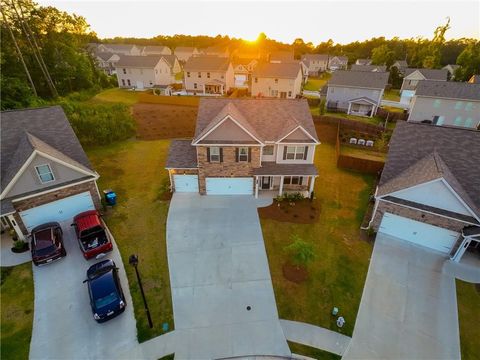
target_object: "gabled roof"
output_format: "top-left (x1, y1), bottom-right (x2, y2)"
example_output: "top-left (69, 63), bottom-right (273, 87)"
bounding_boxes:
top-left (302, 54), bottom-right (329, 61)
top-left (1, 106), bottom-right (95, 194)
top-left (329, 56), bottom-right (348, 63)
top-left (393, 60), bottom-right (408, 68)
top-left (348, 97), bottom-right (378, 105)
top-left (329, 70), bottom-right (389, 89)
top-left (175, 46), bottom-right (197, 53)
top-left (95, 52), bottom-right (116, 61)
top-left (253, 62), bottom-right (301, 79)
top-left (193, 98), bottom-right (319, 144)
top-left (378, 122), bottom-right (480, 217)
top-left (116, 55), bottom-right (163, 68)
top-left (183, 56), bottom-right (231, 71)
top-left (356, 59), bottom-right (372, 65)
top-left (468, 74), bottom-right (480, 84)
top-left (142, 45), bottom-right (170, 53)
top-left (103, 44), bottom-right (138, 52)
top-left (165, 140), bottom-right (198, 168)
top-left (159, 55), bottom-right (179, 68)
top-left (404, 68), bottom-right (448, 80)
top-left (351, 64), bottom-right (387, 72)
top-left (269, 51), bottom-right (294, 62)
top-left (415, 80), bottom-right (480, 101)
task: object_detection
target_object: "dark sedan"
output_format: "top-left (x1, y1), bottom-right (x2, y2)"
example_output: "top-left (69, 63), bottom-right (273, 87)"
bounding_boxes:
top-left (84, 259), bottom-right (126, 323)
top-left (30, 222), bottom-right (66, 266)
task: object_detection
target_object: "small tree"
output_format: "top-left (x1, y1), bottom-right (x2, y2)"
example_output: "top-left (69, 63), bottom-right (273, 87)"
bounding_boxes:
top-left (284, 234), bottom-right (316, 268)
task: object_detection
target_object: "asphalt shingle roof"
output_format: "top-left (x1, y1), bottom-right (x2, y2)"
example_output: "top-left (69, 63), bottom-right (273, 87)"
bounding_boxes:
top-left (350, 64), bottom-right (387, 72)
top-left (378, 122), bottom-right (480, 217)
top-left (183, 56), bottom-right (231, 71)
top-left (405, 68), bottom-right (448, 80)
top-left (415, 80), bottom-right (480, 101)
top-left (253, 62), bottom-right (301, 79)
top-left (1, 106), bottom-right (95, 193)
top-left (329, 70), bottom-right (389, 89)
top-left (116, 55), bottom-right (162, 68)
top-left (165, 140), bottom-right (198, 168)
top-left (142, 46), bottom-right (170, 53)
top-left (193, 98), bottom-right (318, 143)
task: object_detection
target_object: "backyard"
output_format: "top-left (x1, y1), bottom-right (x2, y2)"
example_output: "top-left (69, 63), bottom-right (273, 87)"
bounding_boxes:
top-left (456, 280), bottom-right (480, 360)
top-left (304, 73), bottom-right (331, 92)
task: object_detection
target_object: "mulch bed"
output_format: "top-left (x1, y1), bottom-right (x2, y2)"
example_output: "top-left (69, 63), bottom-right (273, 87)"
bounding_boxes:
top-left (283, 262), bottom-right (308, 283)
top-left (258, 199), bottom-right (320, 224)
top-left (133, 103), bottom-right (198, 140)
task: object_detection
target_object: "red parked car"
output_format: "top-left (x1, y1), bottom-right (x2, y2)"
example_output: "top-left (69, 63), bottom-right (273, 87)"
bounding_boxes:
top-left (72, 210), bottom-right (113, 260)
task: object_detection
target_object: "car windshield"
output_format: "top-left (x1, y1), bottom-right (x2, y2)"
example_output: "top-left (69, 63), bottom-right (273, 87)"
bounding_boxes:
top-left (80, 226), bottom-right (108, 250)
top-left (94, 291), bottom-right (119, 309)
top-left (33, 228), bottom-right (57, 255)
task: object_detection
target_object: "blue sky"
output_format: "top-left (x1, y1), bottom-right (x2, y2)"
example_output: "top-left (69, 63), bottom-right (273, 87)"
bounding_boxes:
top-left (38, 0), bottom-right (479, 44)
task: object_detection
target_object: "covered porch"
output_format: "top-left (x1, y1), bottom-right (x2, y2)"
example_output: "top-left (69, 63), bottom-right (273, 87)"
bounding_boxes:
top-left (253, 163), bottom-right (318, 199)
top-left (203, 79), bottom-right (225, 95)
top-left (347, 97), bottom-right (378, 117)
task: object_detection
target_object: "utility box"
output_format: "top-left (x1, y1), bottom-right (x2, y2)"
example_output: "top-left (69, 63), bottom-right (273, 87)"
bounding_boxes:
top-left (103, 189), bottom-right (117, 206)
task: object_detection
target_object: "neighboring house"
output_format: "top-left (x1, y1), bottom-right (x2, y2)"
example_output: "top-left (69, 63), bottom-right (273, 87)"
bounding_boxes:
top-left (165, 98), bottom-right (320, 198)
top-left (301, 54), bottom-right (329, 76)
top-left (269, 51), bottom-right (295, 63)
top-left (407, 80), bottom-right (480, 129)
top-left (251, 62), bottom-right (303, 99)
top-left (0, 106), bottom-right (101, 240)
top-left (328, 56), bottom-right (348, 71)
top-left (94, 52), bottom-right (120, 75)
top-left (233, 58), bottom-right (258, 88)
top-left (141, 46), bottom-right (172, 56)
top-left (101, 44), bottom-right (142, 56)
top-left (183, 56), bottom-right (234, 95)
top-left (201, 46), bottom-right (230, 57)
top-left (468, 74), bottom-right (479, 84)
top-left (174, 47), bottom-right (200, 62)
top-left (355, 58), bottom-right (372, 65)
top-left (326, 70), bottom-right (389, 117)
top-left (442, 64), bottom-right (460, 80)
top-left (391, 60), bottom-right (408, 75)
top-left (350, 64), bottom-right (387, 72)
top-left (400, 68), bottom-right (448, 103)
top-left (115, 55), bottom-right (181, 89)
top-left (368, 121), bottom-right (480, 263)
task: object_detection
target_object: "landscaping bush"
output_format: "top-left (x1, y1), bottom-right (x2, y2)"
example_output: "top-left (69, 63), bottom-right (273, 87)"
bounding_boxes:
top-left (60, 101), bottom-right (136, 146)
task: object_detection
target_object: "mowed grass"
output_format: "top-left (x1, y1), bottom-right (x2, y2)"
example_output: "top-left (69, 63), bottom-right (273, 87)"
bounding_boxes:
top-left (86, 139), bottom-right (173, 342)
top-left (288, 341), bottom-right (341, 360)
top-left (0, 264), bottom-right (34, 360)
top-left (304, 76), bottom-right (329, 91)
top-left (340, 145), bottom-right (386, 161)
top-left (91, 88), bottom-right (140, 105)
top-left (456, 280), bottom-right (480, 360)
top-left (261, 143), bottom-right (374, 338)
top-left (383, 89), bottom-right (401, 102)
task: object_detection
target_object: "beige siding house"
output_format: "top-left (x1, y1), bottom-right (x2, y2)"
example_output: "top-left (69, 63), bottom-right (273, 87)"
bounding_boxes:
top-left (141, 46), bottom-right (172, 56)
top-left (408, 81), bottom-right (480, 129)
top-left (115, 55), bottom-right (181, 88)
top-left (174, 47), bottom-right (200, 62)
top-left (251, 63), bottom-right (303, 99)
top-left (301, 54), bottom-right (329, 76)
top-left (100, 44), bottom-right (142, 56)
top-left (184, 56), bottom-right (234, 95)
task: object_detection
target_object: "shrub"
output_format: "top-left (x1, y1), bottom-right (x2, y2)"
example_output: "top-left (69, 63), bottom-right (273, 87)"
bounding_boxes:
top-left (284, 234), bottom-right (316, 267)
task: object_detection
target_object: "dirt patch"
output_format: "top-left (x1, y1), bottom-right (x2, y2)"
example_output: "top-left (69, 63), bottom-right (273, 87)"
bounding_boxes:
top-left (283, 262), bottom-right (308, 283)
top-left (258, 200), bottom-right (320, 224)
top-left (133, 103), bottom-right (198, 140)
top-left (315, 122), bottom-right (338, 144)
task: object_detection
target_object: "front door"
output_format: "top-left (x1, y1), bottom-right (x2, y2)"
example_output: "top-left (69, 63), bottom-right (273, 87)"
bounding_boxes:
top-left (261, 176), bottom-right (271, 190)
top-left (280, 92), bottom-right (287, 99)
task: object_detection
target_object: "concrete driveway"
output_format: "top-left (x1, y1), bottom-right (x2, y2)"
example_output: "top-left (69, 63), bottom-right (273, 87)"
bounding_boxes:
top-left (166, 193), bottom-right (290, 359)
top-left (344, 233), bottom-right (460, 360)
top-left (29, 221), bottom-right (137, 359)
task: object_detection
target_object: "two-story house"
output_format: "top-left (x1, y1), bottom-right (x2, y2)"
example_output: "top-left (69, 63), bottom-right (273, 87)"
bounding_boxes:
top-left (251, 62), bottom-right (303, 99)
top-left (442, 64), bottom-right (460, 80)
top-left (301, 54), bottom-right (329, 76)
top-left (355, 58), bottom-right (372, 66)
top-left (391, 60), bottom-right (408, 75)
top-left (328, 56), bottom-right (348, 71)
top-left (165, 98), bottom-right (319, 198)
top-left (174, 47), bottom-right (200, 62)
top-left (115, 55), bottom-right (181, 89)
top-left (350, 64), bottom-right (387, 72)
top-left (201, 46), bottom-right (230, 58)
top-left (94, 52), bottom-right (120, 75)
top-left (1, 106), bottom-right (101, 240)
top-left (400, 68), bottom-right (448, 103)
top-left (141, 46), bottom-right (172, 56)
top-left (407, 80), bottom-right (480, 129)
top-left (326, 70), bottom-right (389, 117)
top-left (183, 56), bottom-right (234, 95)
top-left (233, 58), bottom-right (258, 88)
top-left (101, 43), bottom-right (142, 56)
top-left (269, 51), bottom-right (295, 63)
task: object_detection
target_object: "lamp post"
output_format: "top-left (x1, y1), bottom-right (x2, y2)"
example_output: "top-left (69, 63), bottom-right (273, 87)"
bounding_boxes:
top-left (129, 254), bottom-right (153, 328)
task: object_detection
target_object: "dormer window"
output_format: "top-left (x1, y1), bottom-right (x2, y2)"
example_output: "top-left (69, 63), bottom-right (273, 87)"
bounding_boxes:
top-left (36, 164), bottom-right (54, 183)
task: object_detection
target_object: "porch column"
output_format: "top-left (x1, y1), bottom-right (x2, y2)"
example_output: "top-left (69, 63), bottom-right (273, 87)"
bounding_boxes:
top-left (7, 214), bottom-right (25, 241)
top-left (203, 84), bottom-right (206, 95)
top-left (279, 176), bottom-right (284, 196)
top-left (255, 176), bottom-right (259, 198)
top-left (168, 170), bottom-right (173, 192)
top-left (451, 236), bottom-right (470, 262)
top-left (221, 85), bottom-right (224, 95)
top-left (347, 102), bottom-right (352, 115)
top-left (309, 176), bottom-right (316, 196)
top-left (370, 105), bottom-right (376, 117)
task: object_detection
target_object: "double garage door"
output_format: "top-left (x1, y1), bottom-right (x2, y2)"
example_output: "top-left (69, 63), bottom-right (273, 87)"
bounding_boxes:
top-left (20, 192), bottom-right (95, 233)
top-left (379, 213), bottom-right (459, 254)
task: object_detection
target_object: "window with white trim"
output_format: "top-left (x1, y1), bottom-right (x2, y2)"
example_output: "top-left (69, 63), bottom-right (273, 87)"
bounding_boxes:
top-left (194, 83), bottom-right (197, 89)
top-left (285, 146), bottom-right (306, 160)
top-left (207, 72), bottom-right (210, 78)
top-left (35, 164), bottom-right (54, 183)
top-left (283, 176), bottom-right (302, 185)
top-left (209, 147), bottom-right (220, 162)
top-left (263, 145), bottom-right (274, 155)
top-left (238, 147), bottom-right (248, 162)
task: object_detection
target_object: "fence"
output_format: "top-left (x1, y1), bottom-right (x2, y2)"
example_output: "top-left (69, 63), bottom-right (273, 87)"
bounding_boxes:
top-left (376, 107), bottom-right (408, 122)
top-left (313, 115), bottom-right (384, 135)
top-left (138, 93), bottom-right (200, 107)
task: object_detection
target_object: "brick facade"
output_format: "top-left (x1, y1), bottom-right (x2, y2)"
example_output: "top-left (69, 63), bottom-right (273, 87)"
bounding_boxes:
top-left (12, 180), bottom-right (101, 234)
top-left (371, 199), bottom-right (470, 233)
top-left (197, 146), bottom-right (261, 194)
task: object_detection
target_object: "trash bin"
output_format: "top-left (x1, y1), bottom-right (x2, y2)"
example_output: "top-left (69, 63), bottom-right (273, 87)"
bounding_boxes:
top-left (103, 189), bottom-right (117, 206)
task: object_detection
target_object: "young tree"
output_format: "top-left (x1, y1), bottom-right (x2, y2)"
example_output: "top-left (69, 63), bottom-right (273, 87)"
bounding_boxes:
top-left (422, 18), bottom-right (451, 68)
top-left (284, 234), bottom-right (316, 268)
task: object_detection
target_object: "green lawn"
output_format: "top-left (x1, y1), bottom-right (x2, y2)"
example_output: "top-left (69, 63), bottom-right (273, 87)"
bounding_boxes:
top-left (86, 139), bottom-right (174, 342)
top-left (304, 74), bottom-right (330, 91)
top-left (383, 89), bottom-right (401, 102)
top-left (456, 280), bottom-right (480, 360)
top-left (340, 145), bottom-right (387, 161)
top-left (90, 88), bottom-right (140, 105)
top-left (1, 264), bottom-right (34, 360)
top-left (261, 143), bottom-right (375, 338)
top-left (324, 111), bottom-right (385, 126)
top-left (288, 341), bottom-right (341, 360)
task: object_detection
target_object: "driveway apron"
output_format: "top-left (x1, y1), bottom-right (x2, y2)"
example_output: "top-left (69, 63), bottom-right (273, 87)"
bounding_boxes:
top-left (166, 193), bottom-right (290, 359)
top-left (29, 221), bottom-right (137, 360)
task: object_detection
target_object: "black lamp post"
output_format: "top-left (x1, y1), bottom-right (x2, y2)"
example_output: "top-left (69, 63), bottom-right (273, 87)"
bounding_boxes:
top-left (129, 254), bottom-right (153, 328)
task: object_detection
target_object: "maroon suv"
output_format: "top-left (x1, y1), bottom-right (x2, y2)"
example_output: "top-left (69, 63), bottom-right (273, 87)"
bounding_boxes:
top-left (31, 222), bottom-right (67, 266)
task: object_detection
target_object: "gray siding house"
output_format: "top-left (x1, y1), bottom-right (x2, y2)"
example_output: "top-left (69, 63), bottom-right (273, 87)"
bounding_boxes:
top-left (400, 68), bottom-right (448, 103)
top-left (326, 70), bottom-right (389, 117)
top-left (350, 64), bottom-right (387, 72)
top-left (408, 80), bottom-right (480, 129)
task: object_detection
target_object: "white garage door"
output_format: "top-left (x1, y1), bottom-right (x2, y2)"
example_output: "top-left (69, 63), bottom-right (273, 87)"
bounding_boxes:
top-left (20, 192), bottom-right (95, 232)
top-left (206, 177), bottom-right (253, 195)
top-left (173, 175), bottom-right (198, 192)
top-left (379, 212), bottom-right (459, 253)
